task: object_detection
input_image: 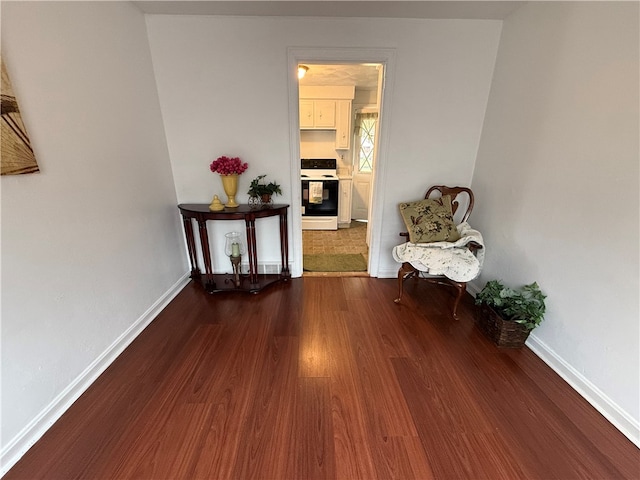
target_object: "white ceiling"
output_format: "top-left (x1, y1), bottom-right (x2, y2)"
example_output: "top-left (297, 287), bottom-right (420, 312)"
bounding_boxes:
top-left (133, 1), bottom-right (525, 20)
top-left (300, 64), bottom-right (381, 89)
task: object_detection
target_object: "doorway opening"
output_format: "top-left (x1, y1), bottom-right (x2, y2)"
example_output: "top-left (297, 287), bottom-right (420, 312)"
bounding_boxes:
top-left (297, 63), bottom-right (383, 275)
top-left (287, 47), bottom-right (395, 279)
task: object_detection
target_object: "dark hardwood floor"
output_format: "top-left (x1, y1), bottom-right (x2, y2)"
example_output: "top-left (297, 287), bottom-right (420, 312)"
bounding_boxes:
top-left (6, 277), bottom-right (639, 479)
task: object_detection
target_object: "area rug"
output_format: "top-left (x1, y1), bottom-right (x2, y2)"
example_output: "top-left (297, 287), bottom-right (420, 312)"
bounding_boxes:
top-left (303, 254), bottom-right (367, 272)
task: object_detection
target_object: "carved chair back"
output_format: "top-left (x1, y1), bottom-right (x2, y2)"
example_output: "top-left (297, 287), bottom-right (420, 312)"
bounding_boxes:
top-left (425, 185), bottom-right (474, 224)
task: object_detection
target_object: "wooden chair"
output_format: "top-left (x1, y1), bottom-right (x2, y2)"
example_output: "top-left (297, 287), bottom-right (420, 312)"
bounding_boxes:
top-left (394, 186), bottom-right (483, 319)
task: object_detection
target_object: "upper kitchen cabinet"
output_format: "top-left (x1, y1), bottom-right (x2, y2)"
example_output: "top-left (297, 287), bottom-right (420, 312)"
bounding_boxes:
top-left (299, 86), bottom-right (355, 150)
top-left (335, 100), bottom-right (352, 150)
top-left (299, 100), bottom-right (315, 128)
top-left (300, 99), bottom-right (336, 129)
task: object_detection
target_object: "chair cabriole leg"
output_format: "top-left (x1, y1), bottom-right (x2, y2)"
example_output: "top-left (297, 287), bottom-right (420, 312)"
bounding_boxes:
top-left (394, 262), bottom-right (415, 304)
top-left (451, 281), bottom-right (466, 320)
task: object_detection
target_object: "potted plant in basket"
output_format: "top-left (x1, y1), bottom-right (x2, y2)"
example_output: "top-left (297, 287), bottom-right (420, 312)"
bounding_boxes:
top-left (475, 280), bottom-right (546, 348)
top-left (247, 174), bottom-right (282, 206)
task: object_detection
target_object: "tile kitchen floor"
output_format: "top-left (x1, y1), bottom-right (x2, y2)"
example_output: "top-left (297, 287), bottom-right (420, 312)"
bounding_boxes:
top-left (302, 220), bottom-right (368, 256)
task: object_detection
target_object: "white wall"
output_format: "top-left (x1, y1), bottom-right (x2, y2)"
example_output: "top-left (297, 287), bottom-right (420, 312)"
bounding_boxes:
top-left (1, 1), bottom-right (187, 467)
top-left (300, 130), bottom-right (338, 159)
top-left (145, 15), bottom-right (502, 275)
top-left (471, 2), bottom-right (639, 442)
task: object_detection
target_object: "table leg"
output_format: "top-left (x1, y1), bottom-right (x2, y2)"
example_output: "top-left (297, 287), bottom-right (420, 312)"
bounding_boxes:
top-left (279, 211), bottom-right (290, 278)
top-left (197, 219), bottom-right (215, 292)
top-left (245, 217), bottom-right (258, 284)
top-left (182, 216), bottom-right (200, 278)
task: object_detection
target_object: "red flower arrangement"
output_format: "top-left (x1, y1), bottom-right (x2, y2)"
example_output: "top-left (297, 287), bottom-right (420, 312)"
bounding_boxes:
top-left (209, 156), bottom-right (248, 176)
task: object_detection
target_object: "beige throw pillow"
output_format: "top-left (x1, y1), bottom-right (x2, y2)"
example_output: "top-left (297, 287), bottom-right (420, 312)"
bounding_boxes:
top-left (399, 195), bottom-right (461, 243)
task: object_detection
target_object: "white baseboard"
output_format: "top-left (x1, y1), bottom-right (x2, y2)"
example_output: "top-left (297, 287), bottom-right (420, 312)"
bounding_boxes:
top-left (376, 267), bottom-right (398, 279)
top-left (525, 334), bottom-right (640, 448)
top-left (466, 280), bottom-right (482, 296)
top-left (0, 274), bottom-right (191, 477)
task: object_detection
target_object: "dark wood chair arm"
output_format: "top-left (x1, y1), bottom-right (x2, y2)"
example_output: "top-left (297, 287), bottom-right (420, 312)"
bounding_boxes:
top-left (467, 241), bottom-right (483, 253)
top-left (400, 232), bottom-right (409, 238)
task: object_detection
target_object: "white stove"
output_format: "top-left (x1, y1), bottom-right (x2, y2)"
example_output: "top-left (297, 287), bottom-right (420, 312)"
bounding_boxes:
top-left (301, 171), bottom-right (339, 180)
top-left (301, 158), bottom-right (339, 230)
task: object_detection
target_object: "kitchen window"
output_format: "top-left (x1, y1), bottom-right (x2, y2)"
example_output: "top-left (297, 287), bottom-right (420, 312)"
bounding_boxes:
top-left (354, 111), bottom-right (378, 174)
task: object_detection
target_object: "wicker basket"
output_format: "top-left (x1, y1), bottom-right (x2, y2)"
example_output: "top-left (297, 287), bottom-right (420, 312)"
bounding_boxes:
top-left (475, 303), bottom-right (531, 348)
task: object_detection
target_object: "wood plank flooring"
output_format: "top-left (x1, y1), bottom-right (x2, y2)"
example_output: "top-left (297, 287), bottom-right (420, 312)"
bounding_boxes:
top-left (5, 277), bottom-right (639, 479)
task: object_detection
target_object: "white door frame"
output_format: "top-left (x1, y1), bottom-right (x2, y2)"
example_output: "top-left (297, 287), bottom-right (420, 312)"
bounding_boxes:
top-left (286, 47), bottom-right (396, 278)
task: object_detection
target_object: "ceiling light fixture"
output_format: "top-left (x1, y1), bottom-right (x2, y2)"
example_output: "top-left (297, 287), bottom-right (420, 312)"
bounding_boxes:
top-left (298, 65), bottom-right (309, 79)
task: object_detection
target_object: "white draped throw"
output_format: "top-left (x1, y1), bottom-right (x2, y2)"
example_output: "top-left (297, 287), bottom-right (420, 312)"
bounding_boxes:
top-left (392, 222), bottom-right (485, 282)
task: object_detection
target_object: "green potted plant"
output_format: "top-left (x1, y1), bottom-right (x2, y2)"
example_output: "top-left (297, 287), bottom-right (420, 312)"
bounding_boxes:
top-left (247, 174), bottom-right (282, 206)
top-left (475, 280), bottom-right (546, 348)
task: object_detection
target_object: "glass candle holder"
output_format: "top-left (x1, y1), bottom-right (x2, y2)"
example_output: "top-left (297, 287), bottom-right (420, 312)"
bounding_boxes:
top-left (224, 232), bottom-right (245, 287)
top-left (224, 232), bottom-right (246, 258)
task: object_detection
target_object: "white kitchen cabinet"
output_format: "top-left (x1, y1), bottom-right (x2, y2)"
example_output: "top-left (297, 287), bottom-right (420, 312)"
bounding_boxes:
top-left (299, 100), bottom-right (335, 129)
top-left (299, 100), bottom-right (314, 128)
top-left (338, 177), bottom-right (353, 228)
top-left (335, 100), bottom-right (352, 150)
top-left (314, 100), bottom-right (336, 128)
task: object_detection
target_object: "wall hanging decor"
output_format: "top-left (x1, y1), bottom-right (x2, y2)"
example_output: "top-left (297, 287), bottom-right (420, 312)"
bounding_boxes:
top-left (1, 54), bottom-right (39, 175)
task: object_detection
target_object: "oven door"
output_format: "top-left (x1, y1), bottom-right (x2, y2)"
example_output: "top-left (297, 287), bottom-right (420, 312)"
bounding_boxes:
top-left (301, 179), bottom-right (339, 216)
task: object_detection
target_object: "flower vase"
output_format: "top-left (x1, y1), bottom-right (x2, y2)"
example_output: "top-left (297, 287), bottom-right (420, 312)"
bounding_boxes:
top-left (220, 174), bottom-right (239, 208)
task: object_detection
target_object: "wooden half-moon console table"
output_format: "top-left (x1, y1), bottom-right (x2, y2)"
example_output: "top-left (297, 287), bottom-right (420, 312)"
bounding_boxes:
top-left (178, 203), bottom-right (290, 294)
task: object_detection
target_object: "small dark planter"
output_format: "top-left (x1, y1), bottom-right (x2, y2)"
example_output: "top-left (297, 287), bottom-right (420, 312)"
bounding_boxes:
top-left (475, 303), bottom-right (532, 348)
top-left (260, 193), bottom-right (272, 205)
